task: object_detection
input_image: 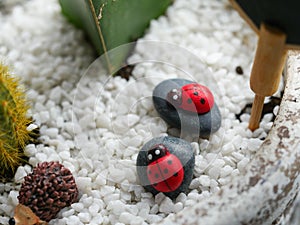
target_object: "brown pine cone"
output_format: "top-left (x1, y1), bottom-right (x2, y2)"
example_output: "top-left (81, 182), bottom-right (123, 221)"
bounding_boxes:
top-left (17, 161), bottom-right (78, 222)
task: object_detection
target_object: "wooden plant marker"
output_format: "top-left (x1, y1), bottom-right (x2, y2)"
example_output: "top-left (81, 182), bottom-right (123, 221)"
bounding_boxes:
top-left (230, 0), bottom-right (300, 131)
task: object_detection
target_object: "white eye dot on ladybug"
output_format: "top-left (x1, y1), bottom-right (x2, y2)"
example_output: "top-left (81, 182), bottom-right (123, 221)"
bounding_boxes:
top-left (147, 154), bottom-right (153, 161)
top-left (172, 89), bottom-right (177, 93)
top-left (173, 95), bottom-right (179, 100)
top-left (155, 149), bottom-right (161, 155)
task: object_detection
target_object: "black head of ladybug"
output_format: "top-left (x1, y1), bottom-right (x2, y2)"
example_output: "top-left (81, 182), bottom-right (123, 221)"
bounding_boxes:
top-left (147, 144), bottom-right (169, 164)
top-left (167, 88), bottom-right (182, 107)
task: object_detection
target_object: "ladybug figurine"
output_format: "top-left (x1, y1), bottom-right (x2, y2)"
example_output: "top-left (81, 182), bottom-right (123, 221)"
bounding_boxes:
top-left (167, 83), bottom-right (214, 114)
top-left (152, 78), bottom-right (222, 137)
top-left (137, 136), bottom-right (195, 199)
top-left (146, 144), bottom-right (184, 192)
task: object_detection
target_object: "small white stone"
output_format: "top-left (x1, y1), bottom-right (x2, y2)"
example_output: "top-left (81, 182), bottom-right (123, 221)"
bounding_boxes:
top-left (78, 212), bottom-right (91, 223)
top-left (62, 208), bottom-right (75, 217)
top-left (44, 127), bottom-right (59, 139)
top-left (119, 212), bottom-right (135, 224)
top-left (220, 165), bottom-right (234, 178)
top-left (149, 204), bottom-right (159, 214)
top-left (26, 123), bottom-right (38, 131)
top-left (208, 166), bottom-right (221, 180)
top-left (175, 193), bottom-right (187, 204)
top-left (76, 177), bottom-right (92, 192)
top-left (82, 196), bottom-right (93, 207)
top-left (159, 197), bottom-right (174, 214)
top-left (174, 202), bottom-right (184, 213)
top-left (72, 203), bottom-right (84, 212)
top-left (221, 142), bottom-right (235, 155)
top-left (189, 178), bottom-right (200, 189)
top-left (199, 175), bottom-right (211, 187)
top-left (107, 200), bottom-right (126, 216)
top-left (14, 166), bottom-right (27, 182)
top-left (154, 192), bottom-right (165, 204)
top-left (8, 190), bottom-right (19, 205)
top-left (67, 215), bottom-right (81, 224)
top-left (24, 144), bottom-right (37, 156)
top-left (237, 158), bottom-right (250, 172)
top-left (146, 214), bottom-right (163, 224)
top-left (39, 111), bottom-right (50, 123)
top-left (90, 215), bottom-right (104, 225)
top-left (127, 114), bottom-right (140, 127)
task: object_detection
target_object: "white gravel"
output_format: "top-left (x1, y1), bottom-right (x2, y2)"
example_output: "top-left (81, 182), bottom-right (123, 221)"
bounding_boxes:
top-left (0, 0), bottom-right (284, 224)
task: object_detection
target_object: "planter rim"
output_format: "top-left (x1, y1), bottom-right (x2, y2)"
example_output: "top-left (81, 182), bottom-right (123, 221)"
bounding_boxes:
top-left (157, 51), bottom-right (300, 225)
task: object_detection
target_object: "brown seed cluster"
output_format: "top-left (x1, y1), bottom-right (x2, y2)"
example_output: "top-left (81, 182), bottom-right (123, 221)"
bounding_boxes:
top-left (18, 161), bottom-right (78, 222)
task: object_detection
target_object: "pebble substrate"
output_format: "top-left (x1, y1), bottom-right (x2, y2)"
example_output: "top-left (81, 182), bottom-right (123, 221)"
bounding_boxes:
top-left (0, 0), bottom-right (283, 224)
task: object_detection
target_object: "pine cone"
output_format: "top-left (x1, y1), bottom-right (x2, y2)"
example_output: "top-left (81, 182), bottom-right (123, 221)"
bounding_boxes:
top-left (18, 161), bottom-right (78, 222)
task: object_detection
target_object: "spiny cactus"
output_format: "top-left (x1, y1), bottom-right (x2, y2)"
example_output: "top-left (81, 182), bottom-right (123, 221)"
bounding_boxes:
top-left (0, 62), bottom-right (32, 180)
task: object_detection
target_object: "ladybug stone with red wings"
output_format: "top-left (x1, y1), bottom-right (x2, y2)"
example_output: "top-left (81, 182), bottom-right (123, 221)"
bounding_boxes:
top-left (136, 136), bottom-right (195, 199)
top-left (152, 78), bottom-right (221, 137)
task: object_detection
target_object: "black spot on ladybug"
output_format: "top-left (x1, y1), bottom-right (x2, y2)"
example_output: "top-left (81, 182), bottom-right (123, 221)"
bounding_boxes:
top-left (200, 98), bottom-right (205, 104)
top-left (168, 160), bottom-right (172, 165)
top-left (148, 170), bottom-right (152, 174)
top-left (187, 98), bottom-right (192, 104)
top-left (164, 168), bottom-right (169, 174)
top-left (193, 92), bottom-right (199, 96)
top-left (174, 172), bottom-right (178, 177)
top-left (155, 173), bottom-right (159, 178)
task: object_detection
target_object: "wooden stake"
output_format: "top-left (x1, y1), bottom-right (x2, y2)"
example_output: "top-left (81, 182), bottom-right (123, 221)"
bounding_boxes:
top-left (248, 23), bottom-right (287, 131)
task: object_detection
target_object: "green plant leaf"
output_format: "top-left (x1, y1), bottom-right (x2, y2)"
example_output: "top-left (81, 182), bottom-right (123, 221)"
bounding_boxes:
top-left (59, 0), bottom-right (173, 73)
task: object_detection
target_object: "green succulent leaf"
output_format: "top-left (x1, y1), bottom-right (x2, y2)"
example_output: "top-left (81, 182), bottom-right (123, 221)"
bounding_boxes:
top-left (59, 0), bottom-right (173, 73)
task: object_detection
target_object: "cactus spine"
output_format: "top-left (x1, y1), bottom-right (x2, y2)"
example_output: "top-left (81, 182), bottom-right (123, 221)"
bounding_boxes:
top-left (0, 62), bottom-right (32, 179)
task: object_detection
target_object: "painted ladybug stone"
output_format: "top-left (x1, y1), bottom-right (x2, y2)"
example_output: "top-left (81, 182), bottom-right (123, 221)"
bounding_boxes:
top-left (136, 136), bottom-right (195, 199)
top-left (153, 78), bottom-right (221, 137)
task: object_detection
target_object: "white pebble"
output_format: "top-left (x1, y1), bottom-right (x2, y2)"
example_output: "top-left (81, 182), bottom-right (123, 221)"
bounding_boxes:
top-left (237, 158), bottom-right (250, 172)
top-left (159, 197), bottom-right (174, 214)
top-left (154, 192), bottom-right (165, 204)
top-left (174, 202), bottom-right (184, 213)
top-left (76, 177), bottom-right (92, 192)
top-left (220, 165), bottom-right (234, 178)
top-left (199, 175), bottom-right (211, 187)
top-left (72, 203), bottom-right (84, 212)
top-left (62, 208), bottom-right (75, 217)
top-left (146, 214), bottom-right (163, 224)
top-left (14, 166), bottom-right (27, 182)
top-left (78, 212), bottom-right (91, 223)
top-left (107, 200), bottom-right (126, 216)
top-left (8, 190), bottom-right (19, 205)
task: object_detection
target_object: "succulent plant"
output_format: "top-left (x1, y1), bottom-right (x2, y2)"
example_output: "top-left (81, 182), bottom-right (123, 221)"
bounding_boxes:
top-left (17, 161), bottom-right (79, 222)
top-left (0, 63), bottom-right (33, 180)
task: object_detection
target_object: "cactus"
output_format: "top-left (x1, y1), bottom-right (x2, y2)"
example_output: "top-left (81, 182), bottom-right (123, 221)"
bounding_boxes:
top-left (0, 63), bottom-right (32, 180)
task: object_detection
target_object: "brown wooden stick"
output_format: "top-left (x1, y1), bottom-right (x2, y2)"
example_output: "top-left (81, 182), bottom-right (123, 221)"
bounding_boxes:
top-left (248, 23), bottom-right (287, 131)
top-left (248, 95), bottom-right (265, 131)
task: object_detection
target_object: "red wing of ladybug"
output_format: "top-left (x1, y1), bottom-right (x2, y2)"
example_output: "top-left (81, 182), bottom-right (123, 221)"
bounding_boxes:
top-left (180, 83), bottom-right (214, 114)
top-left (147, 154), bottom-right (184, 193)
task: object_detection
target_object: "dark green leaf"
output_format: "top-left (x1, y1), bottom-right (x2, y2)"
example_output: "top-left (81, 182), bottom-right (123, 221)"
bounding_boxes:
top-left (59, 0), bottom-right (173, 73)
